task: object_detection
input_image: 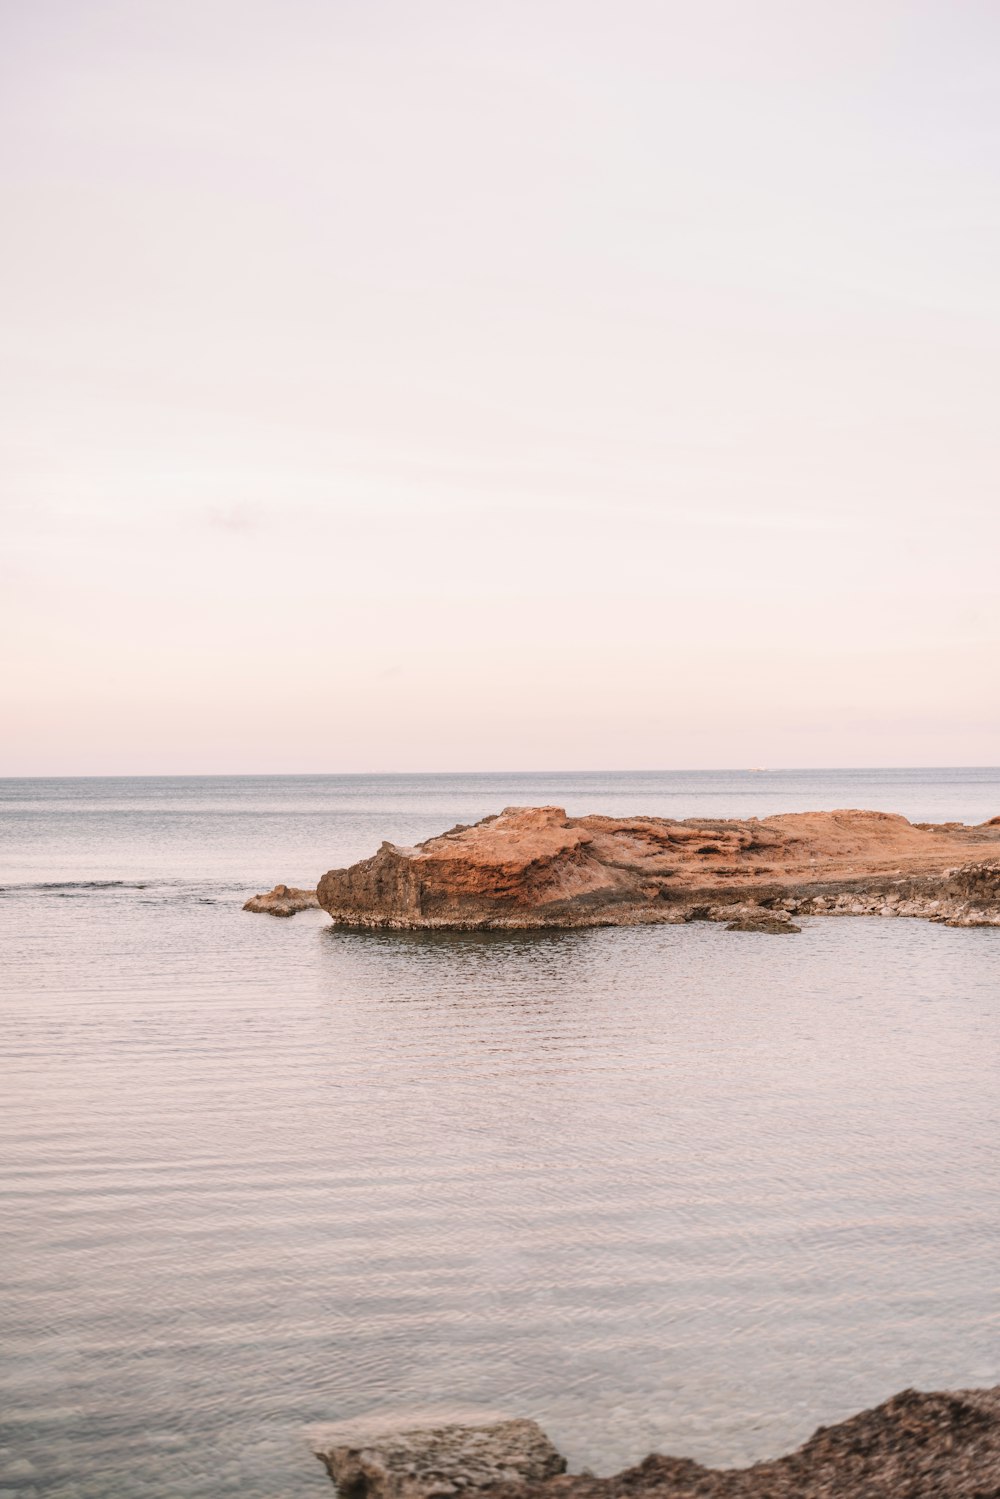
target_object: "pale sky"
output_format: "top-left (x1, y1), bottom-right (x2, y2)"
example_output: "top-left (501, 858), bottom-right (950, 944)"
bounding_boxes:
top-left (2, 0), bottom-right (998, 774)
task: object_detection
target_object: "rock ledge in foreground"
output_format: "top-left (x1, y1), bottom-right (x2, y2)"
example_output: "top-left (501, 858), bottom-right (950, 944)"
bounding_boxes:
top-left (311, 1387), bottom-right (1000, 1499)
top-left (310, 1416), bottom-right (565, 1499)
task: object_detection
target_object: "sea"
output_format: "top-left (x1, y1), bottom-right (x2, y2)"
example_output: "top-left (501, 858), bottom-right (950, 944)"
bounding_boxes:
top-left (2, 769), bottom-right (999, 1499)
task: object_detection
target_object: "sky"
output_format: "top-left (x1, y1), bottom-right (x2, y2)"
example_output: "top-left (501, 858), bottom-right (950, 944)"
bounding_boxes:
top-left (1, 0), bottom-right (998, 774)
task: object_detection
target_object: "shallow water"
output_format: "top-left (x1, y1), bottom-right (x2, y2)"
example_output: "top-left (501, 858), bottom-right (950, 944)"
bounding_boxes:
top-left (1, 771), bottom-right (998, 1497)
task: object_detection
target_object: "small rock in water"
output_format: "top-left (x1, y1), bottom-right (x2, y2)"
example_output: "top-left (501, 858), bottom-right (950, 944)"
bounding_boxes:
top-left (242, 884), bottom-right (319, 917)
top-left (725, 915), bottom-right (801, 934)
top-left (309, 1417), bottom-right (565, 1499)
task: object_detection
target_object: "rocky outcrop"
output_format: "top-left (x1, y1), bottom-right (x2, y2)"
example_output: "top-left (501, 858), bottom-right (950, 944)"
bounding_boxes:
top-left (492, 1386), bottom-right (1000, 1499)
top-left (243, 884), bottom-right (319, 916)
top-left (315, 806), bottom-right (1000, 930)
top-left (311, 1417), bottom-right (566, 1499)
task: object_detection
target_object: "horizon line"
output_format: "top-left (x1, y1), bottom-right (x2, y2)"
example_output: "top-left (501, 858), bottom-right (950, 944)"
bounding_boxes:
top-left (1, 765), bottom-right (999, 781)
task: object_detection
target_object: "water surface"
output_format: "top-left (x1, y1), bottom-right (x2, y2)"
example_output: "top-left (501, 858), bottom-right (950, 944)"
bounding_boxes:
top-left (1, 771), bottom-right (998, 1497)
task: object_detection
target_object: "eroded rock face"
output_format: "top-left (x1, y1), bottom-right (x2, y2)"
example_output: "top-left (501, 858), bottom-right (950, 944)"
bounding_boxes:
top-left (310, 1417), bottom-right (566, 1499)
top-left (315, 806), bottom-right (1000, 930)
top-left (242, 884), bottom-right (319, 917)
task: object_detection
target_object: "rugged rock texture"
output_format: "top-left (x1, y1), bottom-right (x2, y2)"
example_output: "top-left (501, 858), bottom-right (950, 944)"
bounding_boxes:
top-left (311, 1417), bottom-right (566, 1499)
top-left (315, 806), bottom-right (1000, 930)
top-left (242, 883), bottom-right (319, 917)
top-left (311, 1389), bottom-right (1000, 1499)
top-left (493, 1388), bottom-right (1000, 1499)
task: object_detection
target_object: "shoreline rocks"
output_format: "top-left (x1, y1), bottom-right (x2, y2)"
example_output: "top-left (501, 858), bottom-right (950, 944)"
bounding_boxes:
top-left (314, 806), bottom-right (1000, 931)
top-left (310, 1388), bottom-right (1000, 1498)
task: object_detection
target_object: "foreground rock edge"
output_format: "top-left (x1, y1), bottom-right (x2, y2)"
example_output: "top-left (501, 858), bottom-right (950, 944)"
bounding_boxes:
top-left (314, 805), bottom-right (1000, 931)
top-left (310, 1387), bottom-right (1000, 1499)
top-left (310, 1417), bottom-right (565, 1499)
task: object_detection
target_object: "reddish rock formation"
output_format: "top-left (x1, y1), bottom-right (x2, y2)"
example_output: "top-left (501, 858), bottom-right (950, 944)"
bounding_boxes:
top-left (243, 883), bottom-right (319, 917)
top-left (315, 806), bottom-right (1000, 930)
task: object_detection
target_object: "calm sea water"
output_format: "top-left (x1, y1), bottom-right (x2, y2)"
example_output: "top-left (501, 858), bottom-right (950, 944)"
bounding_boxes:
top-left (2, 770), bottom-right (999, 1498)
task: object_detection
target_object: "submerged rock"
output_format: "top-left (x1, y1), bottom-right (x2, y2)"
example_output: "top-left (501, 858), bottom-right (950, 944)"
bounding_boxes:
top-left (314, 806), bottom-right (1000, 931)
top-left (242, 883), bottom-right (319, 917)
top-left (725, 914), bottom-right (801, 934)
top-left (310, 1416), bottom-right (566, 1499)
